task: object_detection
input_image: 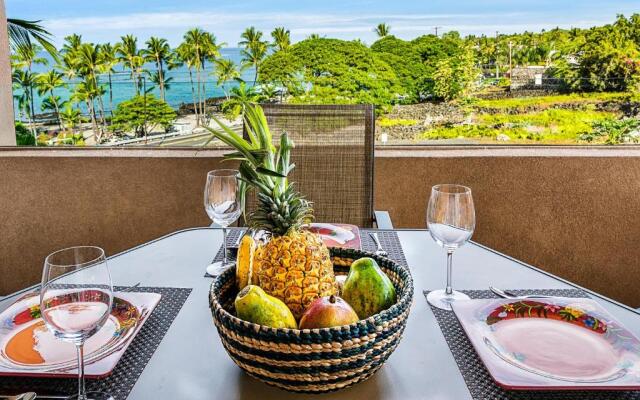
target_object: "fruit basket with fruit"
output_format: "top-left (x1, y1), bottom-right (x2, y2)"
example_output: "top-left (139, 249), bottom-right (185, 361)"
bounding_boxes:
top-left (207, 105), bottom-right (414, 393)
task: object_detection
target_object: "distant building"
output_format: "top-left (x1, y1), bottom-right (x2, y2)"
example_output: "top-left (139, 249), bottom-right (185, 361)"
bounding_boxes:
top-left (510, 66), bottom-right (561, 90)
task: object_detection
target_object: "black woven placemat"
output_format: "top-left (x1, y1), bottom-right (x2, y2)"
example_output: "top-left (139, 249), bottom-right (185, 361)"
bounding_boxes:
top-left (205, 229), bottom-right (408, 278)
top-left (424, 289), bottom-right (640, 399)
top-left (0, 287), bottom-right (192, 399)
top-left (360, 230), bottom-right (406, 261)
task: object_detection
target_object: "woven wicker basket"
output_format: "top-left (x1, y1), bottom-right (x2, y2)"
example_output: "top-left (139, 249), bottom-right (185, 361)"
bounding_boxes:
top-left (209, 247), bottom-right (414, 394)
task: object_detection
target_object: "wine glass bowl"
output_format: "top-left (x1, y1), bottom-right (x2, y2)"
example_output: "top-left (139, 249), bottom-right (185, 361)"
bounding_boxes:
top-left (42, 289), bottom-right (112, 344)
top-left (204, 169), bottom-right (242, 226)
top-left (426, 184), bottom-right (476, 310)
top-left (40, 246), bottom-right (114, 400)
top-left (427, 184), bottom-right (475, 249)
top-left (204, 169), bottom-right (242, 276)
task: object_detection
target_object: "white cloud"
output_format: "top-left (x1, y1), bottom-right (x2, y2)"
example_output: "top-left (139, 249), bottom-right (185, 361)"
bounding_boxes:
top-left (42, 10), bottom-right (620, 46)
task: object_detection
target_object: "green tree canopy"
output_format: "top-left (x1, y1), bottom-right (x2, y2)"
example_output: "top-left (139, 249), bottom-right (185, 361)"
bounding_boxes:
top-left (432, 44), bottom-right (480, 100)
top-left (110, 95), bottom-right (176, 137)
top-left (552, 16), bottom-right (640, 92)
top-left (260, 38), bottom-right (404, 109)
top-left (371, 36), bottom-right (430, 101)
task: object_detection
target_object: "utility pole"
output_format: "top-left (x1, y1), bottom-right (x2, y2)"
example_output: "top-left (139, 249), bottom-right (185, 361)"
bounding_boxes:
top-left (495, 31), bottom-right (500, 79)
top-left (508, 41), bottom-right (514, 78)
top-left (434, 27), bottom-right (442, 37)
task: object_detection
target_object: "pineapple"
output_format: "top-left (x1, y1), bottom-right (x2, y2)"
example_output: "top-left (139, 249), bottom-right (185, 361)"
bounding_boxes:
top-left (207, 104), bottom-right (337, 319)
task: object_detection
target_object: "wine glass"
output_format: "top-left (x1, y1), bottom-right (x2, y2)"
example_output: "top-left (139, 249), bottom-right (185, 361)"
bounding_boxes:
top-left (40, 246), bottom-right (114, 400)
top-left (426, 184), bottom-right (475, 310)
top-left (204, 169), bottom-right (242, 276)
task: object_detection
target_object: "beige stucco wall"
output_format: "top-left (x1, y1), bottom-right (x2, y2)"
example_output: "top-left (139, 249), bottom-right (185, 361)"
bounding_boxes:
top-left (1, 147), bottom-right (639, 307)
top-left (375, 147), bottom-right (640, 307)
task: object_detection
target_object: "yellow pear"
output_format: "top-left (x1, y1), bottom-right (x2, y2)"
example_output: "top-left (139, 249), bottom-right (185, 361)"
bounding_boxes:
top-left (235, 285), bottom-right (297, 329)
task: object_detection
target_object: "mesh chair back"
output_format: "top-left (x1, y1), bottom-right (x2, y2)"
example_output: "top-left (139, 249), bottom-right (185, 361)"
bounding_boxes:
top-left (244, 104), bottom-right (375, 227)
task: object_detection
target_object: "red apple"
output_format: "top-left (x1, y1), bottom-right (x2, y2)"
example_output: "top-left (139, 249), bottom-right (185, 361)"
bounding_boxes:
top-left (299, 295), bottom-right (360, 329)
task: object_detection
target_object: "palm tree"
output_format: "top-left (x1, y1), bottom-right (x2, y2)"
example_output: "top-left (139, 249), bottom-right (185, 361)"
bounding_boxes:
top-left (146, 70), bottom-right (174, 94)
top-left (374, 23), bottom-right (391, 38)
top-left (221, 80), bottom-right (262, 117)
top-left (71, 80), bottom-right (100, 142)
top-left (59, 106), bottom-right (83, 133)
top-left (116, 34), bottom-right (145, 94)
top-left (199, 32), bottom-right (224, 124)
top-left (12, 68), bottom-right (37, 138)
top-left (41, 95), bottom-right (66, 125)
top-left (307, 34), bottom-right (322, 40)
top-left (181, 30), bottom-right (206, 124)
top-left (57, 52), bottom-right (79, 81)
top-left (239, 27), bottom-right (268, 84)
top-left (181, 29), bottom-right (223, 125)
top-left (98, 43), bottom-right (118, 115)
top-left (12, 87), bottom-right (27, 121)
top-left (36, 70), bottom-right (65, 129)
top-left (61, 33), bottom-right (82, 55)
top-left (183, 29), bottom-right (207, 123)
top-left (7, 18), bottom-right (58, 60)
top-left (239, 27), bottom-right (263, 48)
top-left (144, 37), bottom-right (171, 101)
top-left (245, 42), bottom-right (268, 85)
top-left (12, 43), bottom-right (48, 119)
top-left (260, 83), bottom-right (278, 103)
top-left (213, 59), bottom-right (241, 100)
top-left (271, 27), bottom-right (291, 52)
top-left (174, 43), bottom-right (200, 124)
top-left (76, 43), bottom-right (107, 129)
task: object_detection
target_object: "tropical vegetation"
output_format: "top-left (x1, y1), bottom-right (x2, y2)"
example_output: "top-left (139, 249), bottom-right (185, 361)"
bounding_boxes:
top-left (6, 13), bottom-right (640, 146)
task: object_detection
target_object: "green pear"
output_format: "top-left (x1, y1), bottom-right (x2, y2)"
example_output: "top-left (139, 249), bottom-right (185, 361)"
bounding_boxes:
top-left (234, 285), bottom-right (297, 329)
top-left (342, 257), bottom-right (397, 319)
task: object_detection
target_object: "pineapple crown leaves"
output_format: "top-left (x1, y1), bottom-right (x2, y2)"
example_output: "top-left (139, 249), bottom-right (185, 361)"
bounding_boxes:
top-left (204, 103), bottom-right (313, 235)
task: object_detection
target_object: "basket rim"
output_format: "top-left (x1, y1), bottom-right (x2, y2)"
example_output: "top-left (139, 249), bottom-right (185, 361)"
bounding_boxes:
top-left (209, 249), bottom-right (414, 334)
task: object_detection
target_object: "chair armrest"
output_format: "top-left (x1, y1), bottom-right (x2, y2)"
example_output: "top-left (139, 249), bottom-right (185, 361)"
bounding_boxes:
top-left (374, 210), bottom-right (394, 229)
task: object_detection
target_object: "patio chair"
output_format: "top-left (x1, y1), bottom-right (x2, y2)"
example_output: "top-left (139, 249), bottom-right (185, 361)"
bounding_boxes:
top-left (242, 103), bottom-right (391, 229)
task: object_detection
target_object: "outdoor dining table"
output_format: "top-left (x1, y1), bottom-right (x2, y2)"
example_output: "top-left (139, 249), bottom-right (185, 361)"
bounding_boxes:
top-left (2, 227), bottom-right (640, 400)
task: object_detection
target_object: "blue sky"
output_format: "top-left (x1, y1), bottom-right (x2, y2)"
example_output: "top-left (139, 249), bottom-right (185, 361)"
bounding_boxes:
top-left (6, 0), bottom-right (640, 47)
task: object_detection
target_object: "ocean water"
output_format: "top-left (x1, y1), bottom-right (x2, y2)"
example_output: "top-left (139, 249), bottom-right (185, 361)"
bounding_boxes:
top-left (17, 48), bottom-right (255, 117)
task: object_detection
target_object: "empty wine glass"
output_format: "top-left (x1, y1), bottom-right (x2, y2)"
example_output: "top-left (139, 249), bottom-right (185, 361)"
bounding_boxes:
top-left (41, 246), bottom-right (114, 400)
top-left (426, 184), bottom-right (475, 310)
top-left (204, 169), bottom-right (242, 276)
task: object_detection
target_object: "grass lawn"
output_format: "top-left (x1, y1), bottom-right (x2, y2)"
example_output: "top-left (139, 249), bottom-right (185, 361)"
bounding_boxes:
top-left (472, 92), bottom-right (638, 111)
top-left (421, 109), bottom-right (616, 143)
top-left (378, 117), bottom-right (419, 127)
top-left (418, 92), bottom-right (639, 144)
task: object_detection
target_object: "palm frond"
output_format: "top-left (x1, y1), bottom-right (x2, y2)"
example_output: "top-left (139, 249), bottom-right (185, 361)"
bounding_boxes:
top-left (7, 18), bottom-right (58, 61)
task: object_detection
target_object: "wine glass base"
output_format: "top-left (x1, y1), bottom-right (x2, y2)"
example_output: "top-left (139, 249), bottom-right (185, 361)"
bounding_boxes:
top-left (68, 391), bottom-right (114, 400)
top-left (427, 289), bottom-right (470, 311)
top-left (206, 261), bottom-right (235, 277)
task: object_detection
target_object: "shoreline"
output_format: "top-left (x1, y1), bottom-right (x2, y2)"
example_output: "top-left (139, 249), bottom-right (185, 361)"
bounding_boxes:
top-left (23, 111), bottom-right (242, 146)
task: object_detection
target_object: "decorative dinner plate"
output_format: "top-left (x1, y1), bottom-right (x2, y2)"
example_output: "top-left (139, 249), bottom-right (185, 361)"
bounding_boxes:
top-left (0, 291), bottom-right (161, 378)
top-left (451, 297), bottom-right (640, 390)
top-left (303, 223), bottom-right (361, 250)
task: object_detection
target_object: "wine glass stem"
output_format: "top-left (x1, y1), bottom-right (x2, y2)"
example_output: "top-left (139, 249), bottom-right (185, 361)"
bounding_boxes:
top-left (76, 343), bottom-right (87, 400)
top-left (222, 227), bottom-right (228, 265)
top-left (445, 250), bottom-right (454, 295)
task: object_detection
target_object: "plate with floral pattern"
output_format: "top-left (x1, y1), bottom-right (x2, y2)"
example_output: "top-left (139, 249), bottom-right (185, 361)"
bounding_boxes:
top-left (0, 291), bottom-right (160, 378)
top-left (451, 297), bottom-right (640, 390)
top-left (303, 223), bottom-right (361, 250)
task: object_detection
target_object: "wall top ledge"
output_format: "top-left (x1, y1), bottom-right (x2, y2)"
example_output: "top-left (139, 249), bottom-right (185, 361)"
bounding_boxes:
top-left (0, 147), bottom-right (229, 158)
top-left (2, 145), bottom-right (640, 158)
top-left (375, 145), bottom-right (640, 158)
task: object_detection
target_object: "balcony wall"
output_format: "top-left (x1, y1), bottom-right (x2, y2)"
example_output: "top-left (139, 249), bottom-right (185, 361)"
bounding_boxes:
top-left (1, 146), bottom-right (639, 307)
